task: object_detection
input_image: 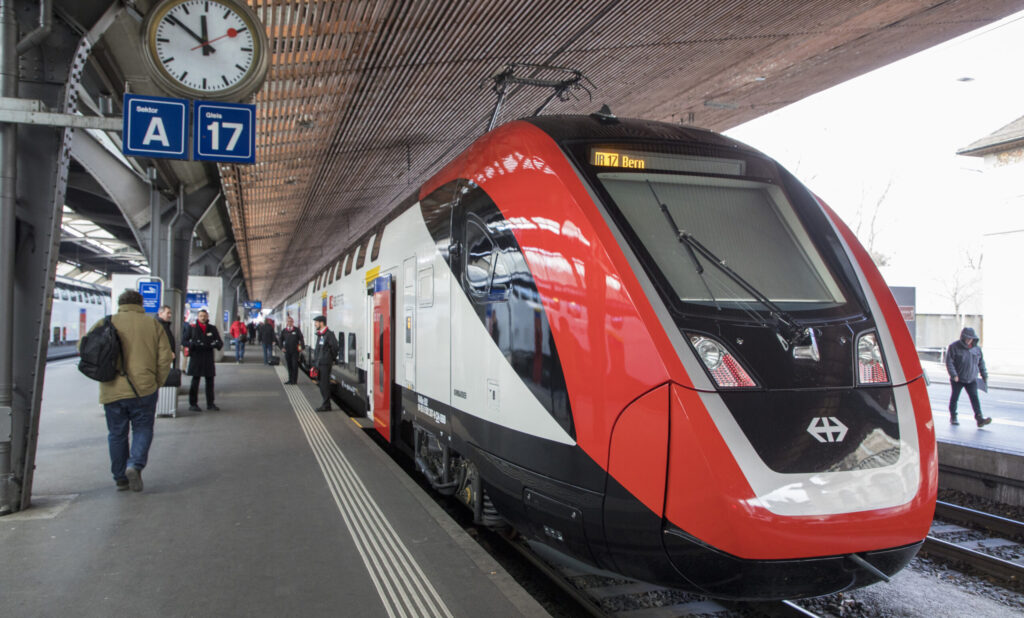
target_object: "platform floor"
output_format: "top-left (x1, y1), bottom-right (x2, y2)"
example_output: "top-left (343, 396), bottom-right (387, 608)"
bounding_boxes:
top-left (1, 351), bottom-right (546, 617)
top-left (923, 362), bottom-right (1024, 456)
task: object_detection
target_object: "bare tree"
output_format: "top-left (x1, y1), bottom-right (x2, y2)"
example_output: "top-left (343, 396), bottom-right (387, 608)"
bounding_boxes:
top-left (938, 248), bottom-right (983, 327)
top-left (852, 178), bottom-right (894, 267)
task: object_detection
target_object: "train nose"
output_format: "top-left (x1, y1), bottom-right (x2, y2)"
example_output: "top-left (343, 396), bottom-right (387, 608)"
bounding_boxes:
top-left (603, 384), bottom-right (682, 585)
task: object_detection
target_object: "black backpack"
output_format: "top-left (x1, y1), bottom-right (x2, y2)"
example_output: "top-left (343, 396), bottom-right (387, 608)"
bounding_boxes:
top-left (78, 316), bottom-right (140, 396)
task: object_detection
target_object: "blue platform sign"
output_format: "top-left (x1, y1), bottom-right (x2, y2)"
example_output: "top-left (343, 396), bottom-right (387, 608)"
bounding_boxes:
top-left (243, 300), bottom-right (261, 310)
top-left (138, 280), bottom-right (162, 314)
top-left (122, 94), bottom-right (188, 160)
top-left (187, 291), bottom-right (209, 309)
top-left (193, 101), bottom-right (256, 164)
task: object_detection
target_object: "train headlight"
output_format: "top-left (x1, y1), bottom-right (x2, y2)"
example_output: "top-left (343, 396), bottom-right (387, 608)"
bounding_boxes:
top-left (688, 334), bottom-right (757, 388)
top-left (856, 332), bottom-right (889, 384)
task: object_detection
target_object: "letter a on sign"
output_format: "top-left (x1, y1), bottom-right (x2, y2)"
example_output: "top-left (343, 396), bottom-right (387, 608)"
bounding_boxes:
top-left (142, 117), bottom-right (170, 147)
top-left (122, 94), bottom-right (187, 160)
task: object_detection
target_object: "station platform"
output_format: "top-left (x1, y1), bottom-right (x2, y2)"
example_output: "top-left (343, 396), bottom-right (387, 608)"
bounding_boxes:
top-left (0, 352), bottom-right (547, 617)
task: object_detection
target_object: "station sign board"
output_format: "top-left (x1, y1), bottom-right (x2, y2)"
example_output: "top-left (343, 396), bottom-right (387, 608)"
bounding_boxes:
top-left (193, 101), bottom-right (256, 164)
top-left (187, 291), bottom-right (209, 309)
top-left (243, 300), bottom-right (262, 310)
top-left (122, 94), bottom-right (188, 160)
top-left (137, 280), bottom-right (162, 314)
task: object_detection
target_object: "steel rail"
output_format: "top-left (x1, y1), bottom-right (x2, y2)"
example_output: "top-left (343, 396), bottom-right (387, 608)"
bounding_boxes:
top-left (934, 500), bottom-right (1024, 540)
top-left (921, 536), bottom-right (1024, 584)
top-left (490, 529), bottom-right (820, 618)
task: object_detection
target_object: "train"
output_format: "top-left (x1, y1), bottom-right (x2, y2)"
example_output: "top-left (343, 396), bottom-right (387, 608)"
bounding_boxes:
top-left (270, 114), bottom-right (937, 600)
top-left (48, 276), bottom-right (112, 359)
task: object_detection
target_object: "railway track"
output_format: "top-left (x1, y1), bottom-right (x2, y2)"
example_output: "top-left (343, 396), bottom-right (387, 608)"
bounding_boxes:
top-left (922, 500), bottom-right (1024, 586)
top-left (488, 529), bottom-right (819, 617)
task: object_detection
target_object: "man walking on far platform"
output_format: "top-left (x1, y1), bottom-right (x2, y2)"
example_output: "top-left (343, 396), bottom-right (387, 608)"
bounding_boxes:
top-left (83, 289), bottom-right (173, 492)
top-left (260, 318), bottom-right (277, 364)
top-left (312, 315), bottom-right (338, 411)
top-left (946, 326), bottom-right (992, 427)
top-left (279, 316), bottom-right (305, 384)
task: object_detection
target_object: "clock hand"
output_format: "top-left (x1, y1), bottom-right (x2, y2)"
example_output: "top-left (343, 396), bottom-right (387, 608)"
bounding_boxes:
top-left (167, 15), bottom-right (216, 53)
top-left (200, 15), bottom-right (210, 57)
top-left (190, 26), bottom-right (246, 51)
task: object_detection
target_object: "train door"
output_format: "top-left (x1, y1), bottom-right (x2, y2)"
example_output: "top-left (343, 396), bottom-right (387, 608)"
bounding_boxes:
top-left (402, 256), bottom-right (416, 392)
top-left (365, 286), bottom-right (374, 419)
top-left (372, 274), bottom-right (395, 441)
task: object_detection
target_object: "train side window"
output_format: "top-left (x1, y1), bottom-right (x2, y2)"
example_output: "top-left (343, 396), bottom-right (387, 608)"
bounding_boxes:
top-left (60, 289), bottom-right (69, 300)
top-left (356, 239), bottom-right (368, 269)
top-left (337, 331), bottom-right (345, 362)
top-left (344, 251), bottom-right (353, 276)
top-left (465, 220), bottom-right (494, 297)
top-left (371, 227), bottom-right (384, 261)
top-left (327, 263), bottom-right (335, 285)
top-left (334, 258), bottom-right (344, 281)
top-left (348, 333), bottom-right (356, 364)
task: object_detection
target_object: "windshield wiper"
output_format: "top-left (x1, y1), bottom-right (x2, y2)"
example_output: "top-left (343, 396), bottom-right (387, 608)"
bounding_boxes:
top-left (649, 181), bottom-right (804, 342)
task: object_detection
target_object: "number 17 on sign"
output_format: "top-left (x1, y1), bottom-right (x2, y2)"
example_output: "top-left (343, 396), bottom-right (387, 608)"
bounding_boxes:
top-left (193, 101), bottom-right (256, 164)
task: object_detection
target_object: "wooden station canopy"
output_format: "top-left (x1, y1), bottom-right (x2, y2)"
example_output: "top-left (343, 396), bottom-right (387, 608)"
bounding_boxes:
top-left (215, 0), bottom-right (1023, 305)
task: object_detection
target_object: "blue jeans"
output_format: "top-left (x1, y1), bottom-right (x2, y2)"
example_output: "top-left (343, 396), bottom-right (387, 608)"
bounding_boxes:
top-left (104, 391), bottom-right (159, 482)
top-left (235, 338), bottom-right (245, 361)
top-left (263, 343), bottom-right (273, 364)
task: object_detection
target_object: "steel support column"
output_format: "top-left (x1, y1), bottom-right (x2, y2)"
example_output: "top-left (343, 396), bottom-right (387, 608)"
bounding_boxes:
top-left (3, 2), bottom-right (121, 514)
top-left (0, 0), bottom-right (19, 511)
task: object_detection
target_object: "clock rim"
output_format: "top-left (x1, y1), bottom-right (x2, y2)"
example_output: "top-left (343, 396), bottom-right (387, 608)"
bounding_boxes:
top-left (140, 0), bottom-right (269, 102)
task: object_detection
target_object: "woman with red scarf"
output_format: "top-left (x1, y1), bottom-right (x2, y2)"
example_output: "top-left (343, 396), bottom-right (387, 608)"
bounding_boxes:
top-left (184, 309), bottom-right (223, 411)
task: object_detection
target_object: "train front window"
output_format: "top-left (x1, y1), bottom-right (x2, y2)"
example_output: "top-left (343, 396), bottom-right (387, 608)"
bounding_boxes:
top-left (596, 169), bottom-right (847, 316)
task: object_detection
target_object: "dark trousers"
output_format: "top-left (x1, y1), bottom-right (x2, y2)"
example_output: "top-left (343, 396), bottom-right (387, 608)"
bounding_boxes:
top-left (104, 391), bottom-right (159, 480)
top-left (318, 364), bottom-right (332, 408)
top-left (285, 351), bottom-right (299, 383)
top-left (949, 379), bottom-right (982, 419)
top-left (190, 375), bottom-right (215, 407)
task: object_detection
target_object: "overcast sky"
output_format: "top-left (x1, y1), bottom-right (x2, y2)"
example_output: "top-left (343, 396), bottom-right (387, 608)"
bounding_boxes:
top-left (725, 11), bottom-right (1024, 312)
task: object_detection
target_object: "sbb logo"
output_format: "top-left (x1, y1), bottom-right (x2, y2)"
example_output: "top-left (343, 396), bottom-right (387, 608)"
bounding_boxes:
top-left (807, 417), bottom-right (848, 443)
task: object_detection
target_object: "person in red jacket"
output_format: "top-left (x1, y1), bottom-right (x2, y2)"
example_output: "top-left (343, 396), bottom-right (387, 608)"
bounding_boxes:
top-left (229, 315), bottom-right (247, 363)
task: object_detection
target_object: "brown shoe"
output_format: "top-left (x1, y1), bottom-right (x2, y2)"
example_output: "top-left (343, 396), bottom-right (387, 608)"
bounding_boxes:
top-left (977, 417), bottom-right (992, 427)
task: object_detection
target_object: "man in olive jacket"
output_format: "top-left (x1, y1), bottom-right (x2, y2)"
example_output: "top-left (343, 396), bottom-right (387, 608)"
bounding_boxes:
top-left (84, 289), bottom-right (173, 492)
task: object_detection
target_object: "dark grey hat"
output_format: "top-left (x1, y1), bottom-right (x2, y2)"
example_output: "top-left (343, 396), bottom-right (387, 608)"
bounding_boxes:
top-left (313, 315), bottom-right (326, 323)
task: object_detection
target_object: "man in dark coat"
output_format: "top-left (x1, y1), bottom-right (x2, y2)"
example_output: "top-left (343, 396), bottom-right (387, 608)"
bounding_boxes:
top-left (157, 305), bottom-right (176, 356)
top-left (946, 326), bottom-right (991, 427)
top-left (247, 321), bottom-right (256, 344)
top-left (185, 309), bottom-right (223, 411)
top-left (260, 318), bottom-right (277, 364)
top-left (278, 316), bottom-right (305, 384)
top-left (311, 315), bottom-right (338, 411)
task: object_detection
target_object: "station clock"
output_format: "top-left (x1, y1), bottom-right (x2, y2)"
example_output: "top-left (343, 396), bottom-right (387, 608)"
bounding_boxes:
top-left (141, 0), bottom-right (269, 102)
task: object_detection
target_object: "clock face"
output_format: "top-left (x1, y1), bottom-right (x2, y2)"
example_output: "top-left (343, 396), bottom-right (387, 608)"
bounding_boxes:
top-left (145, 0), bottom-right (266, 99)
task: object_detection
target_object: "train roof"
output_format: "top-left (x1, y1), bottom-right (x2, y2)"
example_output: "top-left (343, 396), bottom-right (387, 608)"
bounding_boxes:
top-left (521, 114), bottom-right (759, 155)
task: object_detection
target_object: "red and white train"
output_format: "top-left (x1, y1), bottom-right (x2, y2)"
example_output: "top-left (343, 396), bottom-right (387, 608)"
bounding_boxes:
top-left (272, 114), bottom-right (936, 600)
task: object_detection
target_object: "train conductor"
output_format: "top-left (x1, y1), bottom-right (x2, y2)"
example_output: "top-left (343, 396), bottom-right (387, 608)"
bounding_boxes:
top-left (312, 315), bottom-right (339, 411)
top-left (278, 316), bottom-right (305, 385)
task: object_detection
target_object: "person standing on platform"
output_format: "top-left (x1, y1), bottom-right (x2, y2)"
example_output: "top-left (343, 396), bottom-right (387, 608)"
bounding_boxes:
top-left (185, 309), bottom-right (223, 412)
top-left (229, 316), bottom-right (247, 363)
top-left (84, 289), bottom-right (173, 492)
top-left (946, 326), bottom-right (992, 427)
top-left (157, 305), bottom-right (176, 357)
top-left (278, 316), bottom-right (305, 384)
top-left (260, 318), bottom-right (277, 364)
top-left (312, 315), bottom-right (338, 411)
top-left (247, 321), bottom-right (256, 344)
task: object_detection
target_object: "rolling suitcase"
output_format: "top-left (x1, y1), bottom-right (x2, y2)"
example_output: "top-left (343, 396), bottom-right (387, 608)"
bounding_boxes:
top-left (269, 355), bottom-right (281, 366)
top-left (156, 385), bottom-right (178, 417)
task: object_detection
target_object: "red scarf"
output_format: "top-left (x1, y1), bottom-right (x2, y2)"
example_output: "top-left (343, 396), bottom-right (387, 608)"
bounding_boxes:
top-left (196, 322), bottom-right (207, 333)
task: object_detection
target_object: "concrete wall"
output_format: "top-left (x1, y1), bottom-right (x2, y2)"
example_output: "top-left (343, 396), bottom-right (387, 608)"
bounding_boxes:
top-left (939, 442), bottom-right (1024, 507)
